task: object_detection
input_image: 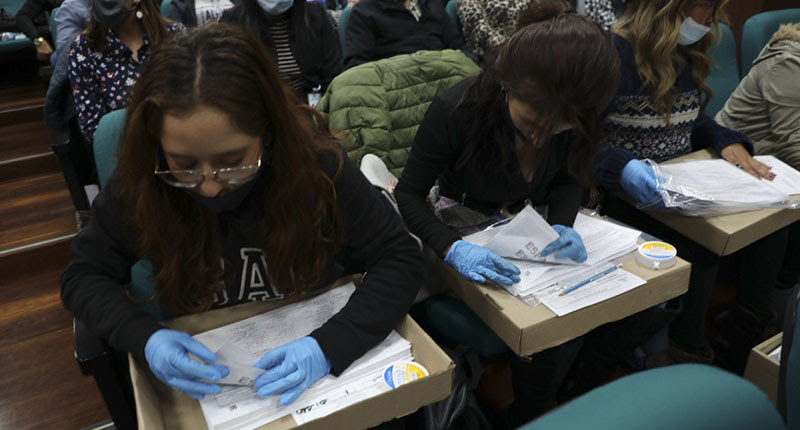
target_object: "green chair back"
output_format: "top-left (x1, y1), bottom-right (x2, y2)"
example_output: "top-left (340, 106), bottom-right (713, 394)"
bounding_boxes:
top-left (705, 22), bottom-right (738, 118)
top-left (445, 0), bottom-right (461, 34)
top-left (94, 109), bottom-right (162, 319)
top-left (48, 7), bottom-right (59, 44)
top-left (160, 0), bottom-right (172, 17)
top-left (0, 0), bottom-right (34, 53)
top-left (741, 9), bottom-right (800, 77)
top-left (338, 6), bottom-right (352, 60)
top-left (522, 364), bottom-right (784, 430)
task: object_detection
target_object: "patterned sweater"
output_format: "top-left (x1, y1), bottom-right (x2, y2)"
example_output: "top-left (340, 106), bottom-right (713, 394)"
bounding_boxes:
top-left (594, 35), bottom-right (753, 191)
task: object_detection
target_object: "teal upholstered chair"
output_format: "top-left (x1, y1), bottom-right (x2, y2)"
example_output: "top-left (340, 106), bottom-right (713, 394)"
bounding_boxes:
top-left (705, 23), bottom-right (738, 118)
top-left (160, 0), bottom-right (172, 17)
top-left (93, 108), bottom-right (163, 320)
top-left (445, 0), bottom-right (462, 35)
top-left (522, 289), bottom-right (800, 429)
top-left (338, 6), bottom-right (352, 60)
top-left (741, 9), bottom-right (800, 77)
top-left (48, 7), bottom-right (59, 44)
top-left (0, 0), bottom-right (34, 54)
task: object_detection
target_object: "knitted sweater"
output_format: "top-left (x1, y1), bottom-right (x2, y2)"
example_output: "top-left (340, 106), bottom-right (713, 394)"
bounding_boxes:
top-left (594, 35), bottom-right (753, 192)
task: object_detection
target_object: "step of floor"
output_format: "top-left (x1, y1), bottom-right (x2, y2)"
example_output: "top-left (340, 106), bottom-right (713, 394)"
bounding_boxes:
top-left (0, 172), bottom-right (77, 273)
top-left (0, 262), bottom-right (109, 429)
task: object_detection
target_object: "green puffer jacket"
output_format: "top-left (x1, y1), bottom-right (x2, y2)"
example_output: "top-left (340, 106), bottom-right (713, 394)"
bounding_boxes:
top-left (317, 49), bottom-right (480, 178)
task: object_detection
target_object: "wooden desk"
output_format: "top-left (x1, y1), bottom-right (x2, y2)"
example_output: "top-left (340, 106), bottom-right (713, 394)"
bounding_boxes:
top-left (129, 282), bottom-right (454, 430)
top-left (432, 248), bottom-right (691, 357)
top-left (638, 149), bottom-right (800, 256)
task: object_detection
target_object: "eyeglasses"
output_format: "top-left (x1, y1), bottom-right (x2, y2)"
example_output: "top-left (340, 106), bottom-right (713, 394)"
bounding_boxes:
top-left (154, 153), bottom-right (262, 188)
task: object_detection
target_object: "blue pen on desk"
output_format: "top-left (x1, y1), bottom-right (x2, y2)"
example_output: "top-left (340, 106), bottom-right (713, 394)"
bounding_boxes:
top-left (559, 265), bottom-right (620, 296)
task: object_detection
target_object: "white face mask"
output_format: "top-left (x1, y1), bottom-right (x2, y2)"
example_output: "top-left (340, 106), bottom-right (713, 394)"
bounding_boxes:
top-left (256, 0), bottom-right (293, 15)
top-left (678, 16), bottom-right (711, 46)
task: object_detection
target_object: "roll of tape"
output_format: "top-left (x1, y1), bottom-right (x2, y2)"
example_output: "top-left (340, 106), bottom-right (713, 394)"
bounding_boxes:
top-left (636, 241), bottom-right (677, 270)
top-left (383, 361), bottom-right (429, 389)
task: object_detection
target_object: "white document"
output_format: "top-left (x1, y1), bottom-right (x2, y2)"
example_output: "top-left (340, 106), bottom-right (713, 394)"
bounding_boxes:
top-left (539, 265), bottom-right (646, 316)
top-left (656, 157), bottom-right (800, 215)
top-left (194, 284), bottom-right (417, 430)
top-left (755, 155), bottom-right (800, 196)
top-left (464, 205), bottom-right (571, 265)
top-left (504, 214), bottom-right (641, 298)
top-left (769, 345), bottom-right (782, 363)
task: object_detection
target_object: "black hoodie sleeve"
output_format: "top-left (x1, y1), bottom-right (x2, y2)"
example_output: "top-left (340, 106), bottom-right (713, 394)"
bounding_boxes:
top-left (309, 152), bottom-right (423, 375)
top-left (60, 178), bottom-right (164, 365)
top-left (343, 4), bottom-right (376, 69)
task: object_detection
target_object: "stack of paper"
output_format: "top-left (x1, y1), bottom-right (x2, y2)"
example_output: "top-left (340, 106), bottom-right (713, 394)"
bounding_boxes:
top-left (655, 155), bottom-right (800, 216)
top-left (465, 211), bottom-right (647, 316)
top-left (194, 283), bottom-right (416, 430)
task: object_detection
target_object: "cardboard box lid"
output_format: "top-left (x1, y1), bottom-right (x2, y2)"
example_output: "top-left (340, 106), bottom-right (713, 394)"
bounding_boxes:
top-left (744, 332), bottom-right (783, 405)
top-left (434, 247), bottom-right (691, 357)
top-left (639, 149), bottom-right (800, 256)
top-left (130, 281), bottom-right (455, 430)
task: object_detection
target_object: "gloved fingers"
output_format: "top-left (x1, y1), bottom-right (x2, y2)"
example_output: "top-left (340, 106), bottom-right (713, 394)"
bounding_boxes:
top-left (554, 244), bottom-right (588, 263)
top-left (476, 266), bottom-right (515, 286)
top-left (551, 224), bottom-right (566, 234)
top-left (541, 236), bottom-right (567, 256)
top-left (254, 347), bottom-right (287, 370)
top-left (279, 382), bottom-right (312, 406)
top-left (257, 368), bottom-right (306, 398)
top-left (254, 360), bottom-right (297, 389)
top-left (167, 376), bottom-right (222, 398)
top-left (487, 253), bottom-right (520, 276)
top-left (176, 334), bottom-right (218, 364)
top-left (172, 354), bottom-right (227, 381)
top-left (466, 270), bottom-right (487, 284)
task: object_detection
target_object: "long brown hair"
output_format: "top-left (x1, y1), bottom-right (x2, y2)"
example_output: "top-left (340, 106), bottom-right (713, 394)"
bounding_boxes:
top-left (85, 0), bottom-right (170, 52)
top-left (613, 0), bottom-right (729, 117)
top-left (116, 23), bottom-right (344, 316)
top-left (459, 0), bottom-right (620, 195)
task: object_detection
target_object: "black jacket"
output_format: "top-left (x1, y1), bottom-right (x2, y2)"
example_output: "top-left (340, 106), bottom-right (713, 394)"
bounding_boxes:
top-left (220, 0), bottom-right (343, 100)
top-left (15, 0), bottom-right (59, 40)
top-left (61, 149), bottom-right (423, 375)
top-left (344, 0), bottom-right (464, 69)
top-left (395, 77), bottom-right (585, 257)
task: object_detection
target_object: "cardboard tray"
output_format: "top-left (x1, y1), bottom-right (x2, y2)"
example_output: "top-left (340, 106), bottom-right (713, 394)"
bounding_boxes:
top-left (744, 332), bottom-right (783, 405)
top-left (130, 281), bottom-right (455, 429)
top-left (430, 247), bottom-right (691, 357)
top-left (637, 149), bottom-right (800, 256)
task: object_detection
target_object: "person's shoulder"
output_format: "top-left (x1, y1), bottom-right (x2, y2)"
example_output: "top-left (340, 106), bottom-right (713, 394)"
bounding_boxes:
top-left (315, 143), bottom-right (349, 180)
top-left (610, 33), bottom-right (633, 55)
top-left (69, 32), bottom-right (91, 55)
top-left (166, 21), bottom-right (186, 33)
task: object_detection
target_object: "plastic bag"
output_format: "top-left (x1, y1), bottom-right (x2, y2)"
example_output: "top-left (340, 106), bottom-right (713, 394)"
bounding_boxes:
top-left (635, 159), bottom-right (800, 217)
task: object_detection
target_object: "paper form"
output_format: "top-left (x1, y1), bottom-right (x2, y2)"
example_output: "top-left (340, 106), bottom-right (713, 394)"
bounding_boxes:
top-left (539, 265), bottom-right (646, 316)
top-left (193, 284), bottom-right (417, 430)
top-left (769, 346), bottom-right (782, 363)
top-left (755, 155), bottom-right (800, 196)
top-left (501, 214), bottom-right (641, 299)
top-left (464, 205), bottom-right (575, 265)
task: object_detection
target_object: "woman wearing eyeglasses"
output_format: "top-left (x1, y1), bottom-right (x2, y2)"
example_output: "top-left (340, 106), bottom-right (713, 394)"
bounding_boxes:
top-left (61, 23), bottom-right (422, 405)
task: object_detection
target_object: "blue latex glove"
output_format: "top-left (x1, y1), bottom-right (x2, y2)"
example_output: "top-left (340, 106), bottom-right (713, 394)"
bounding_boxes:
top-left (253, 336), bottom-right (331, 406)
top-left (620, 159), bottom-right (663, 204)
top-left (144, 329), bottom-right (229, 399)
top-left (541, 225), bottom-right (588, 263)
top-left (444, 240), bottom-right (521, 286)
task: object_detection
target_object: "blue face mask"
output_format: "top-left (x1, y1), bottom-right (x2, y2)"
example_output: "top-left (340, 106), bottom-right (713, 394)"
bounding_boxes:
top-left (256, 0), bottom-right (293, 15)
top-left (678, 16), bottom-right (711, 46)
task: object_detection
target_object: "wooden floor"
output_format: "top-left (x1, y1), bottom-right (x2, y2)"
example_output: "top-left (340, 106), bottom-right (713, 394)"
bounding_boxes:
top-left (0, 64), bottom-right (109, 429)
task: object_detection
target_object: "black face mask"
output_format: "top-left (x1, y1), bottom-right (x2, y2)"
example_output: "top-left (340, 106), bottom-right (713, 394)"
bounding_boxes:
top-left (184, 164), bottom-right (266, 213)
top-left (90, 0), bottom-right (133, 30)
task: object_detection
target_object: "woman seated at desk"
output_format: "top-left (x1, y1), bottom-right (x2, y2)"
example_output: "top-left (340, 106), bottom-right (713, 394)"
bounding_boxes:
top-left (395, 0), bottom-right (665, 423)
top-left (61, 23), bottom-right (422, 405)
top-left (594, 0), bottom-right (788, 371)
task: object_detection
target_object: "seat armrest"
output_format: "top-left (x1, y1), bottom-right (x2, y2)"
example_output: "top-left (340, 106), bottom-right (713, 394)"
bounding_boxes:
top-left (73, 318), bottom-right (111, 374)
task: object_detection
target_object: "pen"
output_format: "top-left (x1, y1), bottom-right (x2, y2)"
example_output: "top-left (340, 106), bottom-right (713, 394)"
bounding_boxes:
top-left (559, 265), bottom-right (619, 296)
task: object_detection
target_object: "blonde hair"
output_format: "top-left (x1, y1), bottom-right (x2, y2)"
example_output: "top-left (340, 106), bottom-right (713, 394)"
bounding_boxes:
top-left (613, 0), bottom-right (728, 120)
